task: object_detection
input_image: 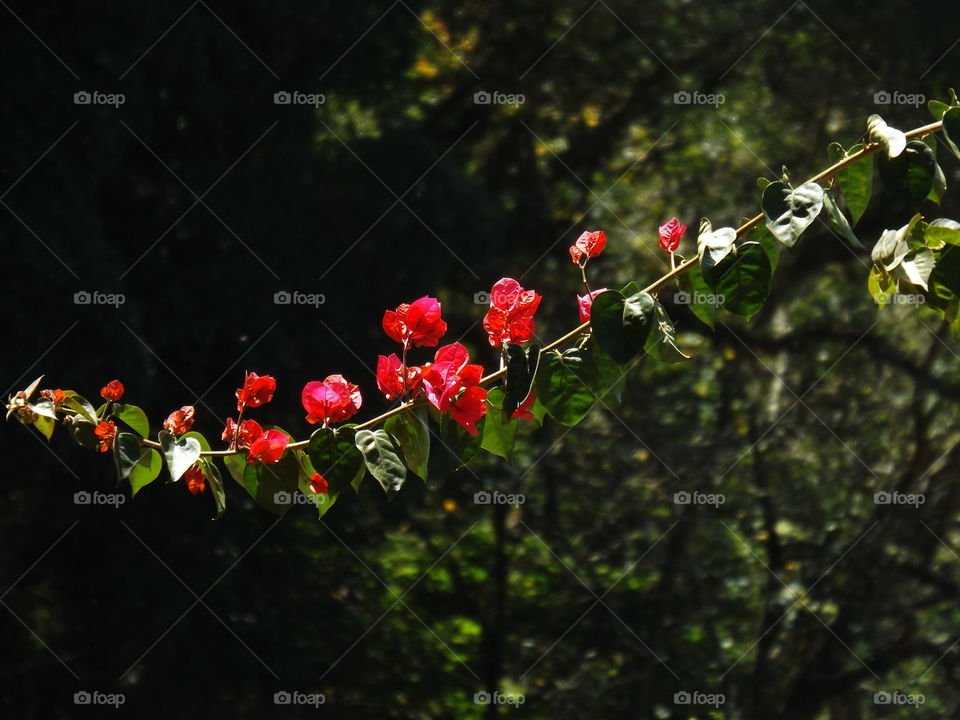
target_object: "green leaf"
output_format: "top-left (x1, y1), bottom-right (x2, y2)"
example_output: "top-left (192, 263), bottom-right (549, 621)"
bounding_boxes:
top-left (872, 214), bottom-right (922, 271)
top-left (503, 344), bottom-right (540, 416)
top-left (928, 245), bottom-right (960, 314)
top-left (929, 99), bottom-right (950, 120)
top-left (63, 394), bottom-right (97, 425)
top-left (761, 181), bottom-right (824, 248)
top-left (114, 432), bottom-right (147, 481)
top-left (833, 145), bottom-right (872, 225)
top-left (926, 219), bottom-right (960, 248)
top-left (158, 429), bottom-right (202, 482)
top-left (711, 242), bottom-right (773, 320)
top-left (182, 431), bottom-right (211, 452)
top-left (307, 426), bottom-right (366, 494)
top-left (679, 262), bottom-right (718, 330)
top-left (241, 451), bottom-right (300, 516)
top-left (32, 414), bottom-right (55, 441)
top-left (29, 399), bottom-right (57, 419)
top-left (385, 408), bottom-right (430, 481)
top-left (587, 339), bottom-right (626, 406)
top-left (822, 190), bottom-right (864, 249)
top-left (68, 419), bottom-right (98, 449)
top-left (439, 414), bottom-right (483, 467)
top-left (223, 453), bottom-right (246, 486)
top-left (354, 428), bottom-right (406, 498)
top-left (900, 248), bottom-right (935, 290)
top-left (878, 140), bottom-right (937, 205)
top-left (535, 348), bottom-right (599, 426)
top-left (113, 403), bottom-right (149, 438)
top-left (867, 114), bottom-right (907, 157)
top-left (199, 459), bottom-right (226, 519)
top-left (591, 290), bottom-right (655, 364)
top-left (644, 303), bottom-right (689, 363)
top-left (481, 388), bottom-right (519, 461)
top-left (941, 107), bottom-right (960, 160)
top-left (697, 226), bottom-right (737, 272)
top-left (868, 265), bottom-right (897, 307)
top-left (129, 448), bottom-right (162, 496)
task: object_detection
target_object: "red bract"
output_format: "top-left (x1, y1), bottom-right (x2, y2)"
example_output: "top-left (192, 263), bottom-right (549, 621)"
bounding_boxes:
top-left (247, 429), bottom-right (289, 465)
top-left (40, 388), bottom-right (65, 406)
top-left (577, 288), bottom-right (609, 323)
top-left (569, 230), bottom-right (607, 264)
top-left (421, 343), bottom-right (488, 435)
top-left (100, 380), bottom-right (124, 402)
top-left (236, 371), bottom-right (276, 411)
top-left (222, 418), bottom-right (263, 450)
top-left (302, 375), bottom-right (362, 425)
top-left (184, 464), bottom-right (206, 495)
top-left (512, 392), bottom-right (537, 420)
top-left (382, 296), bottom-right (447, 347)
top-left (94, 420), bottom-right (116, 452)
top-left (308, 473), bottom-right (329, 495)
top-left (482, 278), bottom-right (542, 347)
top-left (376, 354), bottom-right (423, 401)
top-left (163, 405), bottom-right (195, 436)
top-left (658, 217), bottom-right (686, 253)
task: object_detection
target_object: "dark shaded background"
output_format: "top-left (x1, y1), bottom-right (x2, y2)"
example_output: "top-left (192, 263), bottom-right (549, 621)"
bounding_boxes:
top-left (2, 1), bottom-right (960, 717)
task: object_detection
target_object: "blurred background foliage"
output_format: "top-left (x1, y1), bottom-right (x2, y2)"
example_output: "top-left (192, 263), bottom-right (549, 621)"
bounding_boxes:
top-left (2, 1), bottom-right (960, 717)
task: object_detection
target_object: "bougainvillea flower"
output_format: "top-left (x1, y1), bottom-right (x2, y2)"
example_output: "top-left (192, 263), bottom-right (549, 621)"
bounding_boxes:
top-left (302, 375), bottom-right (362, 425)
top-left (163, 405), bottom-right (195, 436)
top-left (420, 343), bottom-right (488, 435)
top-left (569, 230), bottom-right (607, 264)
top-left (236, 371), bottom-right (276, 411)
top-left (100, 380), bottom-right (124, 402)
top-left (376, 354), bottom-right (424, 401)
top-left (308, 473), bottom-right (329, 495)
top-left (94, 420), bottom-right (117, 452)
top-left (247, 429), bottom-right (289, 465)
top-left (183, 464), bottom-right (206, 495)
top-left (577, 288), bottom-right (609, 323)
top-left (40, 388), bottom-right (66, 406)
top-left (512, 392), bottom-right (537, 420)
top-left (658, 217), bottom-right (686, 253)
top-left (482, 278), bottom-right (542, 347)
top-left (382, 296), bottom-right (447, 347)
top-left (222, 418), bottom-right (263, 450)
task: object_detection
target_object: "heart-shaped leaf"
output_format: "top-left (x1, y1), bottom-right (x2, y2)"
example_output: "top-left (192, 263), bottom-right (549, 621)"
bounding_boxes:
top-left (355, 429), bottom-right (406, 498)
top-left (644, 303), bottom-right (689, 363)
top-left (159, 429), bottom-right (202, 482)
top-left (115, 432), bottom-right (148, 481)
top-left (697, 226), bottom-right (737, 272)
top-left (761, 181), bottom-right (824, 248)
top-left (900, 248), bottom-right (935, 290)
top-left (591, 290), bottom-right (655, 364)
top-left (307, 426), bottom-right (366, 494)
top-left (503, 343), bottom-right (540, 416)
top-left (113, 403), bottom-right (149, 438)
top-left (878, 140), bottom-right (937, 205)
top-left (129, 448), bottom-right (162, 496)
top-left (385, 409), bottom-right (430, 481)
top-left (867, 114), bottom-right (906, 158)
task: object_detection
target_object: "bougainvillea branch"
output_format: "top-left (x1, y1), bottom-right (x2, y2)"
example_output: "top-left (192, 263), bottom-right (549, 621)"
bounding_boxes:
top-left (6, 105), bottom-right (960, 518)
